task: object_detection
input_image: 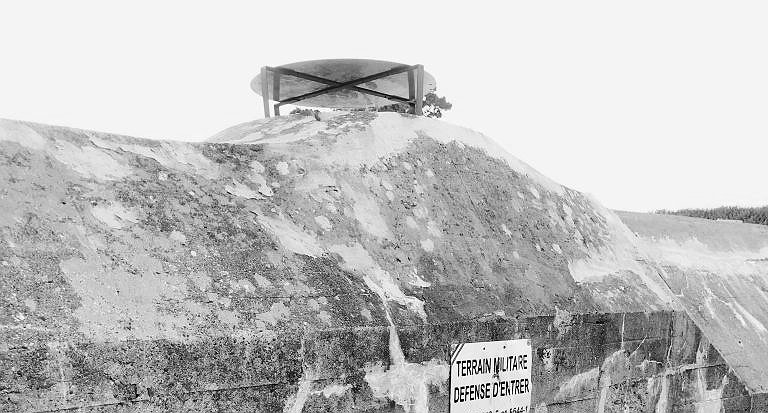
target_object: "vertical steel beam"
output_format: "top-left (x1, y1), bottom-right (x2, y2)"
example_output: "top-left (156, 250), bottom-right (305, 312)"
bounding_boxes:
top-left (414, 64), bottom-right (424, 116)
top-left (407, 69), bottom-right (416, 114)
top-left (261, 66), bottom-right (270, 118)
top-left (273, 72), bottom-right (281, 116)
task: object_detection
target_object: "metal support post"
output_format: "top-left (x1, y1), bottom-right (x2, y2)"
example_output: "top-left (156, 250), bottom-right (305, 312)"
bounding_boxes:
top-left (273, 71), bottom-right (281, 116)
top-left (261, 66), bottom-right (270, 118)
top-left (408, 69), bottom-right (416, 114)
top-left (414, 64), bottom-right (424, 116)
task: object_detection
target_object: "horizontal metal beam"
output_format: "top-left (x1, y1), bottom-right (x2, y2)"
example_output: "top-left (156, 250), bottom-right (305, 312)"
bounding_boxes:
top-left (268, 65), bottom-right (413, 106)
top-left (352, 88), bottom-right (411, 104)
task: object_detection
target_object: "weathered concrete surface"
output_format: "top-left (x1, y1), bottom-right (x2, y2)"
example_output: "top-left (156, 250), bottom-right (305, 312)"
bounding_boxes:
top-left (304, 311), bottom-right (755, 413)
top-left (0, 112), bottom-right (764, 411)
top-left (615, 212), bottom-right (768, 394)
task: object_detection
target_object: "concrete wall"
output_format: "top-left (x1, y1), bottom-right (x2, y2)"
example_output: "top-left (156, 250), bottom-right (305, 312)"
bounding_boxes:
top-left (2, 311), bottom-right (760, 412)
top-left (615, 211), bottom-right (768, 394)
top-left (2, 115), bottom-right (767, 412)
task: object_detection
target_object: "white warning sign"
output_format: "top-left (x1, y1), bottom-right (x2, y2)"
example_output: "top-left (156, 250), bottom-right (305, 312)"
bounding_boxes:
top-left (449, 339), bottom-right (532, 413)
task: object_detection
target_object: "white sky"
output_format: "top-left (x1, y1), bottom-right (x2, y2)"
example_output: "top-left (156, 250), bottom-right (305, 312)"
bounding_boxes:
top-left (1, 1), bottom-right (767, 212)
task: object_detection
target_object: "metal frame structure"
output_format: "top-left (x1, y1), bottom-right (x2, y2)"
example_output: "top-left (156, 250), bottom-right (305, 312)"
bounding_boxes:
top-left (260, 64), bottom-right (425, 117)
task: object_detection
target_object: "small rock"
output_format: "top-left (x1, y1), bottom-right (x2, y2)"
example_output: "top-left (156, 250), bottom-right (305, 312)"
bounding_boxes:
top-left (23, 298), bottom-right (37, 312)
top-left (234, 279), bottom-right (256, 294)
top-left (169, 230), bottom-right (187, 244)
top-left (250, 160), bottom-right (266, 174)
top-left (315, 216), bottom-right (333, 231)
top-left (276, 161), bottom-right (289, 175)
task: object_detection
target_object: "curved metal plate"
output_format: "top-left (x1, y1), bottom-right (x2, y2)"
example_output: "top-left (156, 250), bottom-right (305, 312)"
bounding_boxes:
top-left (251, 59), bottom-right (436, 109)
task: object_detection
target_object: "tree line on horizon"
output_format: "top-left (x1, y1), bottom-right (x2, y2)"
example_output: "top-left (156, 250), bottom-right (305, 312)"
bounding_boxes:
top-left (656, 206), bottom-right (768, 226)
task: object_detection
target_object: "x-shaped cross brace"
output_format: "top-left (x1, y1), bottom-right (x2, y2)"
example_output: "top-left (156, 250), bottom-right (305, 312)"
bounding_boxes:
top-left (260, 64), bottom-right (425, 117)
